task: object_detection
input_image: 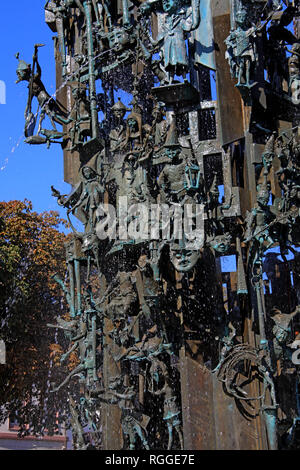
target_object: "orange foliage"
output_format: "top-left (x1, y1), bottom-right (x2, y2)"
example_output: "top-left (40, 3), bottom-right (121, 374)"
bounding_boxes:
top-left (0, 200), bottom-right (71, 434)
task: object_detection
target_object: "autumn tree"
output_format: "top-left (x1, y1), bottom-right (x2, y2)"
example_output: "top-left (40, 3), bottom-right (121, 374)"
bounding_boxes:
top-left (0, 200), bottom-right (73, 436)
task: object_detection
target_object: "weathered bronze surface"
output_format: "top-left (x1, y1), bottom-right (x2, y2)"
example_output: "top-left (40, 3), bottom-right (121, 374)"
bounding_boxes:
top-left (17, 0), bottom-right (300, 450)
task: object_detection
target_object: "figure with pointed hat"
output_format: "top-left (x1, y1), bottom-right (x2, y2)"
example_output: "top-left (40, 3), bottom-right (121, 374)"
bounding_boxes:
top-left (157, 117), bottom-right (186, 203)
top-left (157, 116), bottom-right (201, 205)
top-left (122, 106), bottom-right (143, 156)
top-left (109, 97), bottom-right (128, 152)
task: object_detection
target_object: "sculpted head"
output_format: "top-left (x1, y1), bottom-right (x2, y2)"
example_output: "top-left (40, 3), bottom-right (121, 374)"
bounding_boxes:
top-left (162, 0), bottom-right (180, 14)
top-left (169, 242), bottom-right (201, 272)
top-left (111, 98), bottom-right (127, 122)
top-left (82, 166), bottom-right (97, 180)
top-left (15, 57), bottom-right (31, 83)
top-left (210, 233), bottom-right (232, 254)
top-left (235, 7), bottom-right (248, 27)
top-left (164, 145), bottom-right (181, 161)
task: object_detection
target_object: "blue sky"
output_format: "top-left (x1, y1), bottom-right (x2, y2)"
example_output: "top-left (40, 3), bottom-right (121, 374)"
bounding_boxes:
top-left (0, 2), bottom-right (294, 232)
top-left (0, 1), bottom-right (71, 222)
top-left (0, 2), bottom-right (218, 222)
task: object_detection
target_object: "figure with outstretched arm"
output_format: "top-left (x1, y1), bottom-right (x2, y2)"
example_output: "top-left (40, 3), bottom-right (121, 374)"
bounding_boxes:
top-left (93, 375), bottom-right (150, 450)
top-left (52, 273), bottom-right (76, 317)
top-left (148, 358), bottom-right (183, 450)
top-left (16, 45), bottom-right (71, 141)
